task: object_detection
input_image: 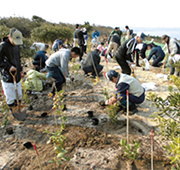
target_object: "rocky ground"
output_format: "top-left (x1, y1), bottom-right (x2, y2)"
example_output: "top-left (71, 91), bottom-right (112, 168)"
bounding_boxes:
top-left (0, 56), bottom-right (177, 170)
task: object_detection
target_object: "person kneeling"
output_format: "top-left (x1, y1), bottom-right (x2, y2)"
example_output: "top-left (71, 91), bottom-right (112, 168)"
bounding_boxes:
top-left (103, 70), bottom-right (145, 114)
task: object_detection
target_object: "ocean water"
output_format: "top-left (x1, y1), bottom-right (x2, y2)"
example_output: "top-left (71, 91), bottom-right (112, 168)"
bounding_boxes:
top-left (132, 27), bottom-right (180, 40)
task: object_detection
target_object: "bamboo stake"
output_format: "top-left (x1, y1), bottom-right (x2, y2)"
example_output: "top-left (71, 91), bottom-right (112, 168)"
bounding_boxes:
top-left (151, 129), bottom-right (154, 170)
top-left (126, 90), bottom-right (129, 145)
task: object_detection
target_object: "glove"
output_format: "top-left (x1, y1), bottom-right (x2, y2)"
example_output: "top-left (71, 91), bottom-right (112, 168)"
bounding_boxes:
top-left (131, 63), bottom-right (136, 69)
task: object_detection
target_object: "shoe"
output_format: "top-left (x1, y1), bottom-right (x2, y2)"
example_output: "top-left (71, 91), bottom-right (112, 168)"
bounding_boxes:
top-left (129, 103), bottom-right (138, 115)
top-left (158, 63), bottom-right (163, 67)
top-left (136, 64), bottom-right (141, 67)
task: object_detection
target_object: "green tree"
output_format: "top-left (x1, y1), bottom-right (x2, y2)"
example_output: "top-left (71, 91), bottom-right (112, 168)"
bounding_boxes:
top-left (31, 24), bottom-right (73, 43)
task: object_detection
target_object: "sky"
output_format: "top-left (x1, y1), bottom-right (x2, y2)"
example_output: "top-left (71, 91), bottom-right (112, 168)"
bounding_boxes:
top-left (1, 0), bottom-right (180, 30)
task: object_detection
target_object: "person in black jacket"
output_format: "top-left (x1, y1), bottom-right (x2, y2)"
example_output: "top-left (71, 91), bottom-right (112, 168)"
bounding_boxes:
top-left (74, 24), bottom-right (87, 61)
top-left (0, 28), bottom-right (23, 108)
top-left (115, 32), bottom-right (146, 75)
top-left (81, 49), bottom-right (103, 78)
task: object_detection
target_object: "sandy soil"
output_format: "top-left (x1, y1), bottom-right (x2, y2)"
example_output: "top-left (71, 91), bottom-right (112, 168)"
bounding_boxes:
top-left (0, 56), bottom-right (176, 170)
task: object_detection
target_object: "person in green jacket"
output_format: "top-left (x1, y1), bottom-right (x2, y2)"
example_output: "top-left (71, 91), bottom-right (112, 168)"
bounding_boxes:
top-left (110, 27), bottom-right (122, 38)
top-left (24, 66), bottom-right (47, 92)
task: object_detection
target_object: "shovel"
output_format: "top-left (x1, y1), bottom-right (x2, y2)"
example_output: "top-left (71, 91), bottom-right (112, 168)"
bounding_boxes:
top-left (10, 71), bottom-right (26, 121)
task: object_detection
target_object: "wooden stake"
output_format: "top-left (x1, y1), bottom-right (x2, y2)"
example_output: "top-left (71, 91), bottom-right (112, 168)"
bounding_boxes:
top-left (126, 90), bottom-right (129, 145)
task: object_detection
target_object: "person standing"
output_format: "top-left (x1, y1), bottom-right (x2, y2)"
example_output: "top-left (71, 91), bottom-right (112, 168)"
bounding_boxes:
top-left (161, 34), bottom-right (180, 75)
top-left (74, 24), bottom-right (86, 61)
top-left (0, 28), bottom-right (23, 110)
top-left (92, 30), bottom-right (100, 46)
top-left (45, 47), bottom-right (80, 95)
top-left (146, 43), bottom-right (165, 67)
top-left (115, 32), bottom-right (146, 75)
top-left (125, 25), bottom-right (134, 40)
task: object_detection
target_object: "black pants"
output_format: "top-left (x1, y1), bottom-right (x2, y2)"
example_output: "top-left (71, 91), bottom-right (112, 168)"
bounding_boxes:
top-left (81, 64), bottom-right (103, 76)
top-left (115, 56), bottom-right (131, 75)
top-left (79, 45), bottom-right (84, 61)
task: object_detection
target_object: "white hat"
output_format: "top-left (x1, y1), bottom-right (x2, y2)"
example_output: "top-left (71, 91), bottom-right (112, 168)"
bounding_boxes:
top-left (10, 28), bottom-right (23, 45)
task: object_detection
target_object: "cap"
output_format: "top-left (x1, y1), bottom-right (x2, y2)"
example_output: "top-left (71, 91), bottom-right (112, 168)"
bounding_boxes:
top-left (9, 28), bottom-right (23, 45)
top-left (137, 32), bottom-right (146, 41)
top-left (106, 70), bottom-right (119, 82)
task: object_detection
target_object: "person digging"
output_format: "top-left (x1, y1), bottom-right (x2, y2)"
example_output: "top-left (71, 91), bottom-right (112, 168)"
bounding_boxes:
top-left (100, 70), bottom-right (145, 114)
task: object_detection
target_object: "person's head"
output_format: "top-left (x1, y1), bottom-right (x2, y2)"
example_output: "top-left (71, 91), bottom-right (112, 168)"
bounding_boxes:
top-left (161, 34), bottom-right (169, 44)
top-left (115, 27), bottom-right (119, 31)
top-left (106, 70), bottom-right (119, 83)
top-left (95, 30), bottom-right (97, 33)
top-left (125, 25), bottom-right (129, 30)
top-left (147, 44), bottom-right (153, 50)
top-left (100, 42), bottom-right (104, 46)
top-left (76, 24), bottom-right (79, 29)
top-left (136, 32), bottom-right (146, 43)
top-left (35, 65), bottom-right (40, 72)
top-left (70, 47), bottom-right (80, 58)
top-left (45, 44), bottom-right (49, 50)
top-left (8, 28), bottom-right (23, 46)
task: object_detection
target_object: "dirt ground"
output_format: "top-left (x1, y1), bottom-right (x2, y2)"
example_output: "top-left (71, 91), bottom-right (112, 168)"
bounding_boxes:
top-left (0, 56), bottom-right (176, 170)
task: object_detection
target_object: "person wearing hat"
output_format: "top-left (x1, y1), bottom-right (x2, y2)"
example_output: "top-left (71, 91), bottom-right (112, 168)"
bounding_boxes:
top-left (103, 70), bottom-right (145, 113)
top-left (161, 34), bottom-right (180, 75)
top-left (115, 32), bottom-right (147, 75)
top-left (0, 28), bottom-right (23, 111)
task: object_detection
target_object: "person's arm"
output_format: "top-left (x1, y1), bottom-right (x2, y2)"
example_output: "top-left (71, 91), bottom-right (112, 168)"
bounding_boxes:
top-left (35, 71), bottom-right (47, 80)
top-left (60, 53), bottom-right (69, 77)
top-left (0, 44), bottom-right (12, 72)
top-left (170, 40), bottom-right (178, 57)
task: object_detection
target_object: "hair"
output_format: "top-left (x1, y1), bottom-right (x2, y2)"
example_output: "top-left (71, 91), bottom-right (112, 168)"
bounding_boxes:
top-left (71, 47), bottom-right (80, 55)
top-left (161, 34), bottom-right (169, 40)
top-left (125, 25), bottom-right (129, 29)
top-left (76, 24), bottom-right (79, 29)
top-left (35, 65), bottom-right (40, 72)
top-left (100, 42), bottom-right (104, 45)
top-left (45, 44), bottom-right (49, 49)
top-left (147, 42), bottom-right (157, 48)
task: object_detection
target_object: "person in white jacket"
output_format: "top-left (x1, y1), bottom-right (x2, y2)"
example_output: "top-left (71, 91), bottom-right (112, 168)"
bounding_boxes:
top-left (162, 35), bottom-right (180, 75)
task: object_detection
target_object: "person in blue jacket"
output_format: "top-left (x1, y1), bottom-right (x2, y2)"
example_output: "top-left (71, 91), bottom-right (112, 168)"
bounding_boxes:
top-left (92, 30), bottom-right (100, 46)
top-left (52, 39), bottom-right (63, 52)
top-left (147, 43), bottom-right (165, 67)
top-left (32, 50), bottom-right (48, 69)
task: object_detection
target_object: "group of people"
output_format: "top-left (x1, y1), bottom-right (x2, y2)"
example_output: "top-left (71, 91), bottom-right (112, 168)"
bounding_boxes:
top-left (1, 25), bottom-right (180, 120)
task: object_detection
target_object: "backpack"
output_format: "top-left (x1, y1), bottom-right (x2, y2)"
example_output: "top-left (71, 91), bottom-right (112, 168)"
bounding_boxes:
top-left (130, 29), bottom-right (134, 38)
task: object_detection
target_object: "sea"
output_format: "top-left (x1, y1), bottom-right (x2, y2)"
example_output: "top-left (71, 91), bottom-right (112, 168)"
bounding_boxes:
top-left (130, 27), bottom-right (180, 40)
